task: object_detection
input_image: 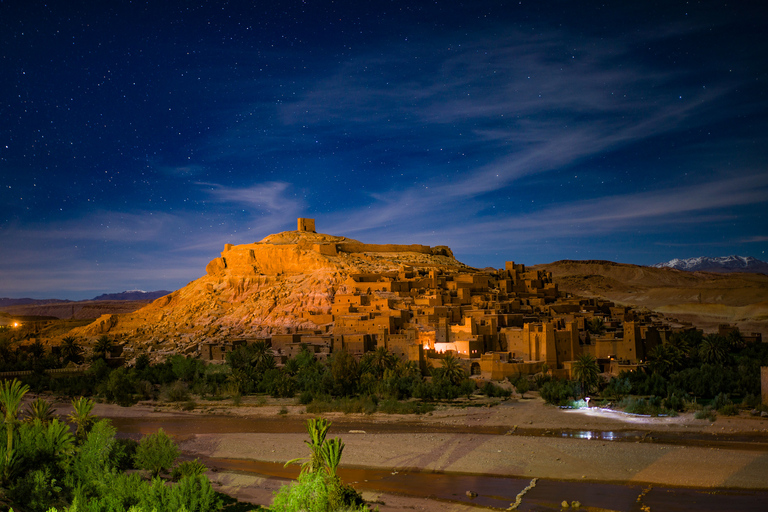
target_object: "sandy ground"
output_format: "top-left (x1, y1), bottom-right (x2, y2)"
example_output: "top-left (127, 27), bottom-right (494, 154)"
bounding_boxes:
top-left (62, 394), bottom-right (768, 511)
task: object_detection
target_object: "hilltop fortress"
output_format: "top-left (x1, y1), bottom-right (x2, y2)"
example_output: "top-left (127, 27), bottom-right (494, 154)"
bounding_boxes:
top-left (72, 219), bottom-right (726, 380)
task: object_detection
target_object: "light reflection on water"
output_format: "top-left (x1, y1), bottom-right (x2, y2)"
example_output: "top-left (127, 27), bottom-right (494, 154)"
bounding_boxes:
top-left (562, 430), bottom-right (621, 441)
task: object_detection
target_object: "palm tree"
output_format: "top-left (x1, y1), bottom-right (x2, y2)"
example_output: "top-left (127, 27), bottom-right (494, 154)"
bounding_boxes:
top-left (320, 437), bottom-right (344, 477)
top-left (24, 397), bottom-right (56, 424)
top-left (60, 336), bottom-right (84, 365)
top-left (439, 352), bottom-right (465, 386)
top-left (93, 335), bottom-right (113, 360)
top-left (572, 353), bottom-right (600, 397)
top-left (648, 343), bottom-right (684, 377)
top-left (67, 396), bottom-right (95, 441)
top-left (286, 417), bottom-right (331, 474)
top-left (587, 317), bottom-right (606, 335)
top-left (367, 347), bottom-right (397, 379)
top-left (29, 339), bottom-right (46, 364)
top-left (699, 334), bottom-right (729, 365)
top-left (0, 379), bottom-right (29, 469)
top-left (249, 340), bottom-right (276, 373)
top-left (726, 329), bottom-right (746, 350)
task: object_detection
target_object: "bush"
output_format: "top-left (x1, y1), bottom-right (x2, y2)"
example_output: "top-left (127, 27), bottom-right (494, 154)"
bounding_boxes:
top-left (134, 428), bottom-right (180, 477)
top-left (619, 396), bottom-right (677, 417)
top-left (695, 407), bottom-right (717, 421)
top-left (662, 391), bottom-right (689, 412)
top-left (718, 403), bottom-right (740, 416)
top-left (272, 471), bottom-right (337, 512)
top-left (110, 437), bottom-right (139, 471)
top-left (171, 458), bottom-right (208, 481)
top-left (481, 381), bottom-right (512, 398)
top-left (711, 392), bottom-right (731, 410)
top-left (299, 390), bottom-right (314, 405)
top-left (540, 379), bottom-right (579, 405)
top-left (161, 380), bottom-right (190, 402)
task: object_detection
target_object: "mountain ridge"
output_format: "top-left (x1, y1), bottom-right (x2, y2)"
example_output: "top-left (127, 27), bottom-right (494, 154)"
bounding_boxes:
top-left (652, 255), bottom-right (768, 274)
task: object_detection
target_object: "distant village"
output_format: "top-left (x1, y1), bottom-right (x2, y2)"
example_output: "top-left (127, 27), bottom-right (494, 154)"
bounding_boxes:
top-left (200, 219), bottom-right (762, 381)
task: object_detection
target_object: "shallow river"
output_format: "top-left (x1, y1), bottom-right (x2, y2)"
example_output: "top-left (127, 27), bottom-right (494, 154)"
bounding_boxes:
top-left (110, 415), bottom-right (768, 511)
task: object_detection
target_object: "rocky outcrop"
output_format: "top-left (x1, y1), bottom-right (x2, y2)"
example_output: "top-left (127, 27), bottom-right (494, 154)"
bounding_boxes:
top-left (67, 229), bottom-right (466, 351)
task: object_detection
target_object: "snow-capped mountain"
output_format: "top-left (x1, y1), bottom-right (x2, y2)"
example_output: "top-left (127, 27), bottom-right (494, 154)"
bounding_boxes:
top-left (652, 255), bottom-right (768, 274)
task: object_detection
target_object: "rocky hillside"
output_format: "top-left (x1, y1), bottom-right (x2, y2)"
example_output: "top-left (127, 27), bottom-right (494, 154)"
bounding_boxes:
top-left (67, 229), bottom-right (467, 354)
top-left (532, 260), bottom-right (768, 337)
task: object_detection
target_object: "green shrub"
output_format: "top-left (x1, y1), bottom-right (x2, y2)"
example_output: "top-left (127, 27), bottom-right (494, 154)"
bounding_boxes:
top-left (110, 437), bottom-right (139, 471)
top-left (742, 394), bottom-right (762, 408)
top-left (695, 407), bottom-right (717, 421)
top-left (161, 381), bottom-right (190, 402)
top-left (619, 396), bottom-right (677, 417)
top-left (718, 403), bottom-right (740, 416)
top-left (180, 400), bottom-right (197, 411)
top-left (539, 379), bottom-right (578, 405)
top-left (662, 391), bottom-right (688, 412)
top-left (134, 428), bottom-right (180, 477)
top-left (481, 381), bottom-right (512, 398)
top-left (171, 458), bottom-right (208, 481)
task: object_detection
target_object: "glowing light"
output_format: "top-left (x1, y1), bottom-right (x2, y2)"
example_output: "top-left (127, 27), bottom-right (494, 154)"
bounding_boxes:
top-left (12, 322), bottom-right (21, 328)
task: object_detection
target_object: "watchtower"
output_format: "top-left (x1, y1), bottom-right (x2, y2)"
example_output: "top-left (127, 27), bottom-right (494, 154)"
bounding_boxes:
top-left (297, 218), bottom-right (316, 233)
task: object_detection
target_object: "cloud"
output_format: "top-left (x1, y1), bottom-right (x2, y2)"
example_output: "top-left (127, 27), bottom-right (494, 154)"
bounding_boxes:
top-left (741, 236), bottom-right (768, 243)
top-left (198, 181), bottom-right (302, 212)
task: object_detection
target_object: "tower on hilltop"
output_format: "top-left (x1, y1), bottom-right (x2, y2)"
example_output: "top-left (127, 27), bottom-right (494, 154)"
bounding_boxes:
top-left (297, 218), bottom-right (316, 233)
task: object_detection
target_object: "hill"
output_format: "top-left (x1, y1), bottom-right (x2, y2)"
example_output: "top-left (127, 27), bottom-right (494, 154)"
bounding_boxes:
top-left (532, 260), bottom-right (768, 337)
top-left (67, 226), bottom-right (467, 354)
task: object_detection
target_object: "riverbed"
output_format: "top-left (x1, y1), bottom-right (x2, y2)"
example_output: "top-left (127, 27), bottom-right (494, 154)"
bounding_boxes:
top-left (76, 396), bottom-right (768, 511)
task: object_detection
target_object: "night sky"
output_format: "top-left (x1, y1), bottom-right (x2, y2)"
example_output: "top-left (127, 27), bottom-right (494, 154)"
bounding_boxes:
top-left (1, 1), bottom-right (767, 300)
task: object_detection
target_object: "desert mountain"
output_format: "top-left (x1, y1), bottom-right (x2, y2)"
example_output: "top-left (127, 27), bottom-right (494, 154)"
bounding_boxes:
top-left (652, 255), bottom-right (768, 274)
top-left (68, 226), bottom-right (466, 354)
top-left (91, 290), bottom-right (172, 301)
top-left (532, 260), bottom-right (768, 337)
top-left (0, 300), bottom-right (161, 321)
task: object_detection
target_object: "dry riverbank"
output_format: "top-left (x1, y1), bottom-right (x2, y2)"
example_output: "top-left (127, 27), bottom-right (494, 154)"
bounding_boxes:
top-left (73, 394), bottom-right (768, 510)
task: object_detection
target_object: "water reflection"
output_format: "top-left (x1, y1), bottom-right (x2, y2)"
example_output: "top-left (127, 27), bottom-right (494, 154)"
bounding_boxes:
top-left (562, 430), bottom-right (622, 441)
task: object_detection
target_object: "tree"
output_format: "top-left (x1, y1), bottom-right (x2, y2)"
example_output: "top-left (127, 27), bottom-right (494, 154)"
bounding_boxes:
top-left (587, 317), bottom-right (606, 335)
top-left (699, 334), bottom-right (729, 365)
top-left (67, 397), bottom-right (95, 442)
top-left (60, 336), bottom-right (83, 365)
top-left (286, 418), bottom-right (331, 474)
top-left (361, 347), bottom-right (397, 380)
top-left (23, 397), bottom-right (56, 424)
top-left (648, 343), bottom-right (684, 377)
top-left (0, 379), bottom-right (29, 472)
top-left (439, 352), bottom-right (465, 386)
top-left (329, 350), bottom-right (359, 396)
top-left (572, 353), bottom-right (600, 397)
top-left (93, 335), bottom-right (113, 361)
top-left (250, 340), bottom-right (277, 373)
top-left (726, 329), bottom-right (746, 350)
top-left (278, 419), bottom-right (367, 512)
top-left (29, 340), bottom-right (45, 363)
top-left (134, 428), bottom-right (179, 478)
